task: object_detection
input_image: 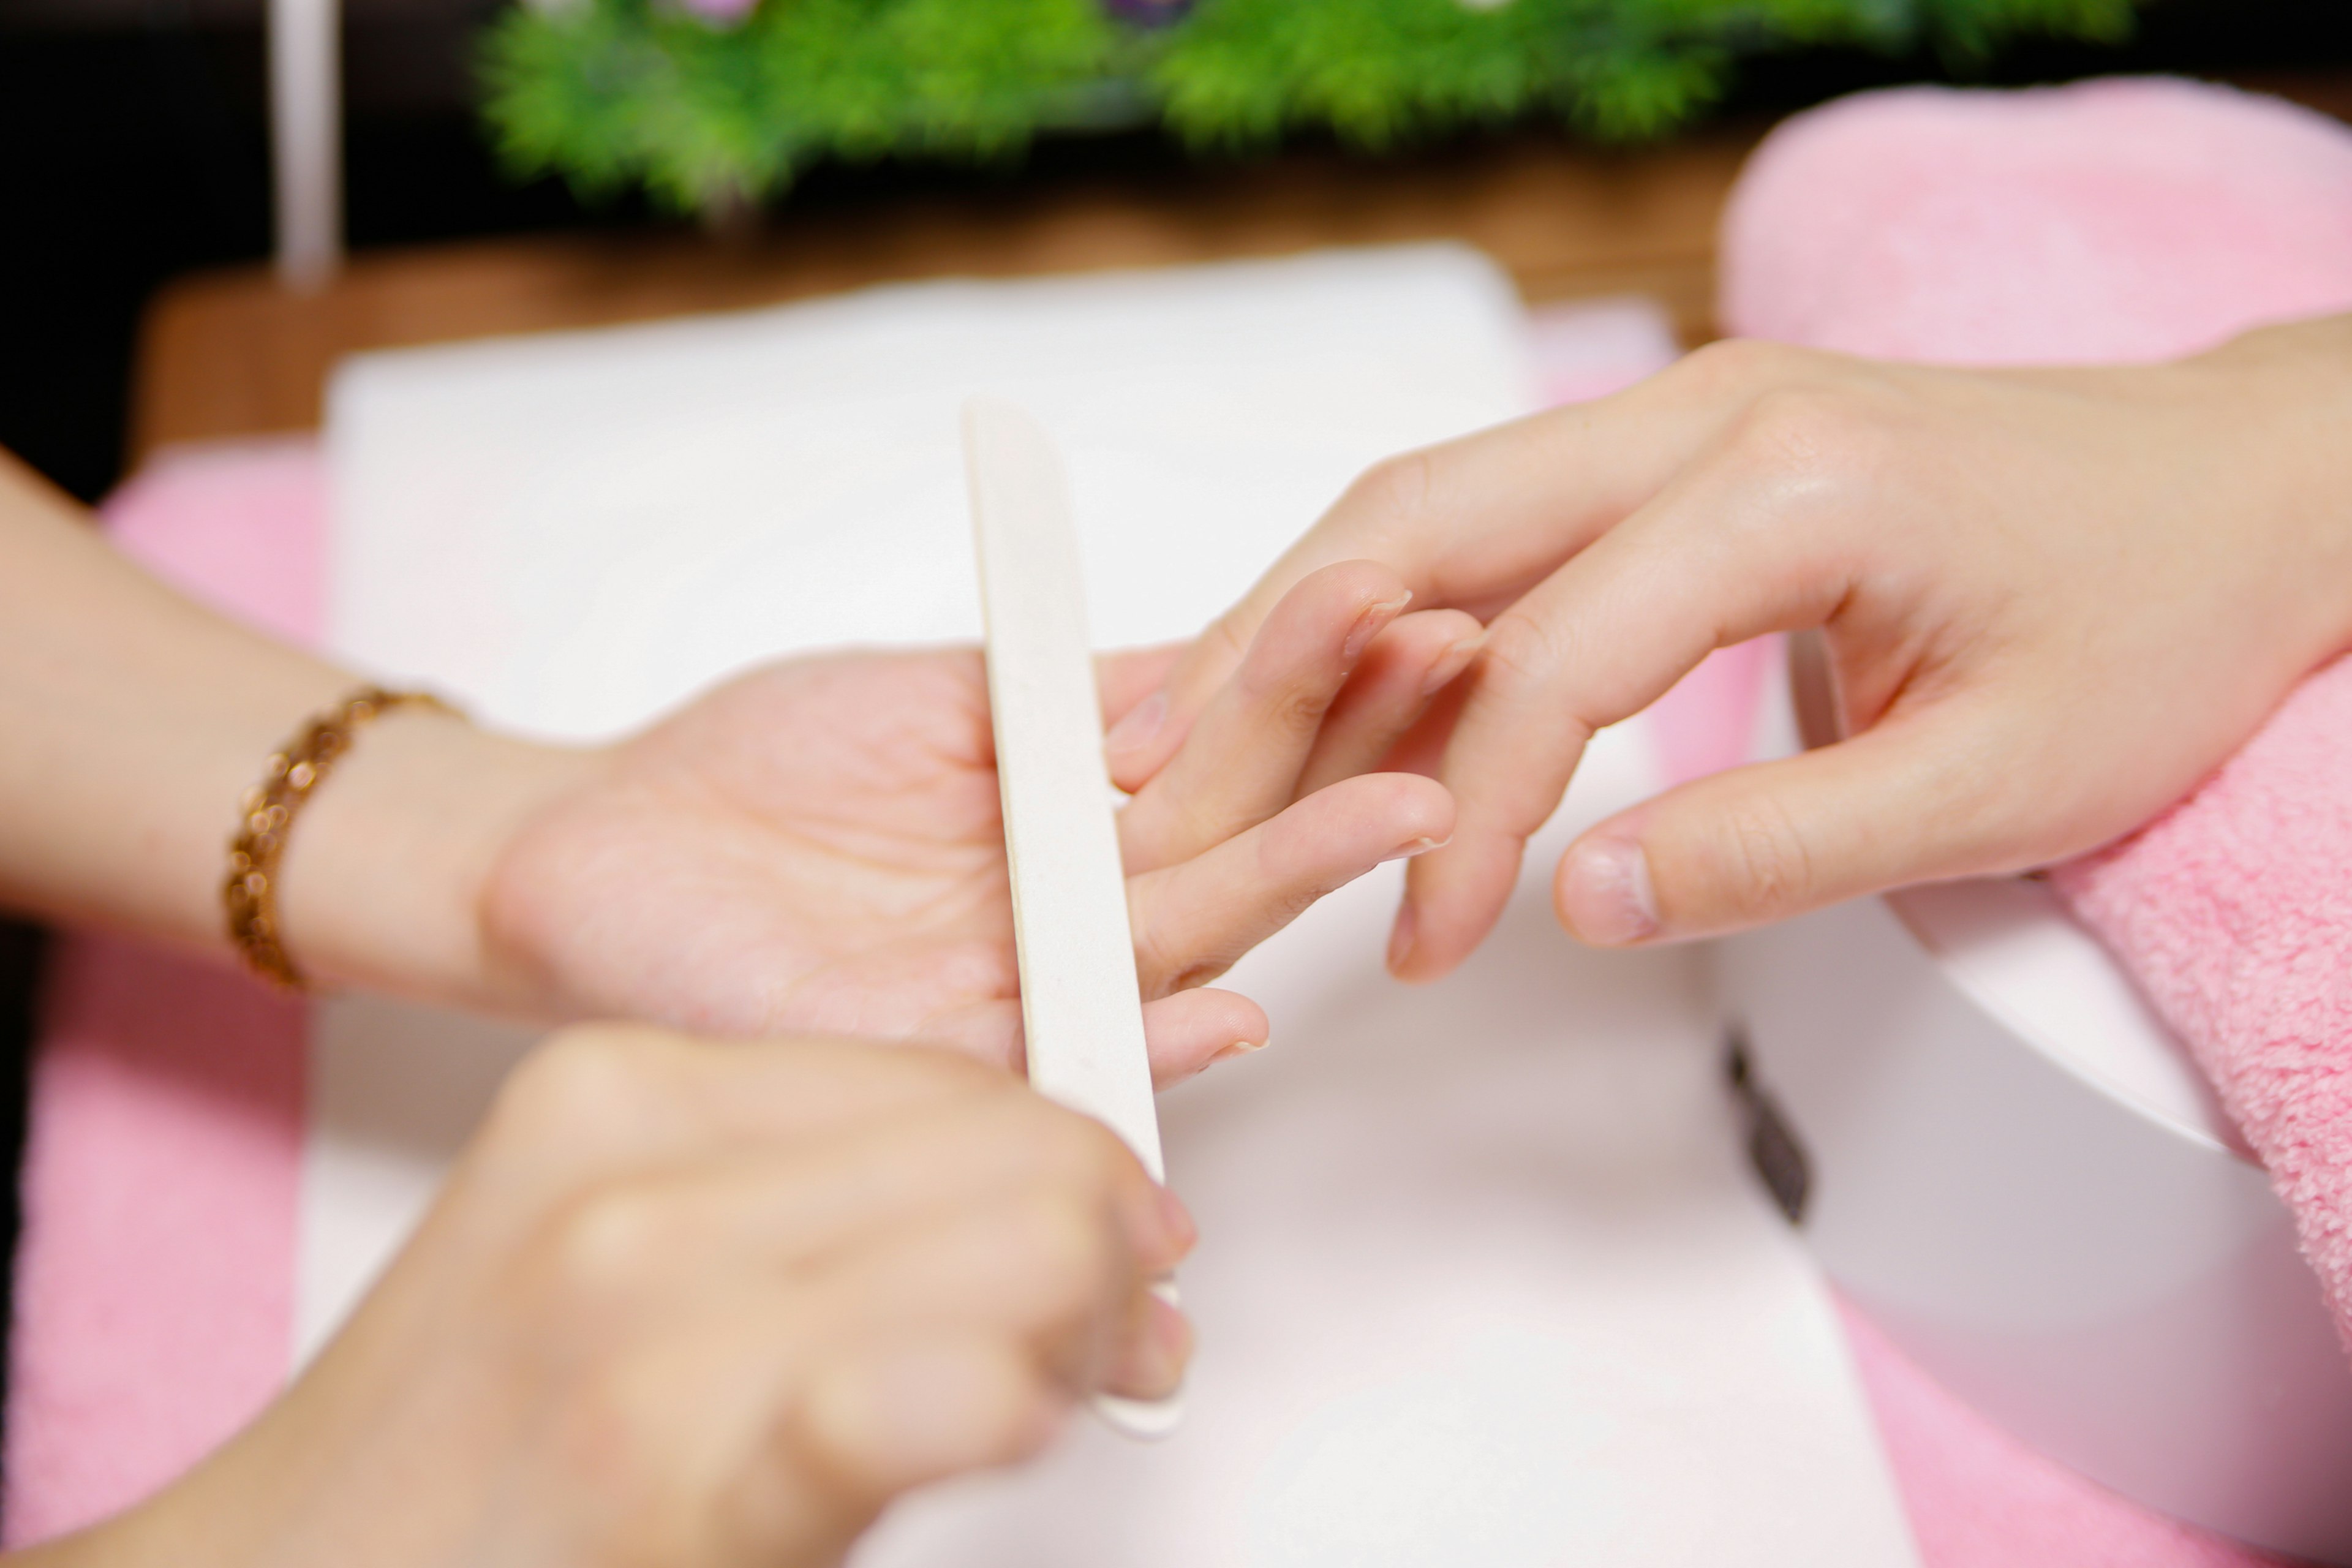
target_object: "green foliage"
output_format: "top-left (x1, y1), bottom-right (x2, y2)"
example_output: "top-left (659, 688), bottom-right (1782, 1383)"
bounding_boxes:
top-left (481, 0), bottom-right (2138, 214)
top-left (483, 0), bottom-right (1121, 210)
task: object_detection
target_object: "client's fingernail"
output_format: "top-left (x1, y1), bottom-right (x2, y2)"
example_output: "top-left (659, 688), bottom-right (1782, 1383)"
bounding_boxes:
top-left (1379, 834), bottom-right (1449, 864)
top-left (1209, 1038), bottom-right (1264, 1065)
top-left (1386, 904), bottom-right (1418, 973)
top-left (1106, 693), bottom-right (1166, 755)
top-left (1342, 593), bottom-right (1414, 663)
top-left (1560, 836), bottom-right (1659, 946)
top-left (1420, 635), bottom-right (1483, 696)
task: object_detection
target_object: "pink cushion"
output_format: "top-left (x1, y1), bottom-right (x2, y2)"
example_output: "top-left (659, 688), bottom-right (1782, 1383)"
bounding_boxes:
top-left (1722, 76), bottom-right (2352, 364)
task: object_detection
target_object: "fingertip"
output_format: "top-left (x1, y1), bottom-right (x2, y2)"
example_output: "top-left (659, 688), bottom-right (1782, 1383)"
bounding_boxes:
top-left (1390, 837), bottom-right (1516, 979)
top-left (1385, 771), bottom-right (1458, 846)
top-left (1385, 902), bottom-right (1418, 976)
top-left (1418, 622), bottom-right (1486, 696)
top-left (1113, 1291), bottom-right (1196, 1401)
top-left (1274, 560), bottom-right (1417, 671)
top-left (1096, 642), bottom-right (1186, 720)
top-left (1140, 989), bottom-right (1268, 1087)
top-left (1385, 891), bottom-right (1471, 984)
top-left (1298, 556), bottom-right (1412, 609)
top-left (1104, 690), bottom-right (1168, 769)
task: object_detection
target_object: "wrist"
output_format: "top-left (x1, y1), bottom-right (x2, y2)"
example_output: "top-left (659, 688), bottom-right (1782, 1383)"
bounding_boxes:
top-left (273, 703), bottom-right (605, 1016)
top-left (2188, 314), bottom-right (2352, 659)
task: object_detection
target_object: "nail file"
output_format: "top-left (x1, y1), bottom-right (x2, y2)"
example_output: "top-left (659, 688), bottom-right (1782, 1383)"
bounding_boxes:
top-left (962, 396), bottom-right (1183, 1441)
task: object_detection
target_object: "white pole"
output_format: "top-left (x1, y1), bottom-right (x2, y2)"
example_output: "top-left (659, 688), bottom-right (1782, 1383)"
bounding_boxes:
top-left (269, 0), bottom-right (342, 290)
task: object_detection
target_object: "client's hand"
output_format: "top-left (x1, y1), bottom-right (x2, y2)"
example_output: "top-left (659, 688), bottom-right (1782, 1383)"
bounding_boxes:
top-left (1114, 317), bottom-right (2352, 976)
top-left (64, 1028), bottom-right (1186, 1568)
top-left (469, 564), bottom-right (1466, 1082)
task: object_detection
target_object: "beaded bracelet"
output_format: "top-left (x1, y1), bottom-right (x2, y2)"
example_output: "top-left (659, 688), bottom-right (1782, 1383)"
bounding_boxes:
top-left (224, 686), bottom-right (454, 990)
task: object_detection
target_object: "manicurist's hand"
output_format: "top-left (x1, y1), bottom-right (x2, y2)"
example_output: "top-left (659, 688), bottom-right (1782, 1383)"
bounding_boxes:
top-left (42, 1028), bottom-right (1187, 1568)
top-left (1115, 316), bottom-right (2352, 977)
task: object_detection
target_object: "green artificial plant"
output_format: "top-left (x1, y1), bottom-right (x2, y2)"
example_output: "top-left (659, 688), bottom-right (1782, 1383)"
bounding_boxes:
top-left (481, 0), bottom-right (2136, 216)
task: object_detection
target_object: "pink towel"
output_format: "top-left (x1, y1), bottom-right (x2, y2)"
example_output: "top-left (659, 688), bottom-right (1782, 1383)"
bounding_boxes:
top-left (1719, 74), bottom-right (2352, 1368)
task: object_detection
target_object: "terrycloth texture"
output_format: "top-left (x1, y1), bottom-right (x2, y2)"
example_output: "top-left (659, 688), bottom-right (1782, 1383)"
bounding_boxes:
top-left (1720, 74), bottom-right (2352, 1367)
top-left (7, 941), bottom-right (304, 1544)
top-left (3, 440), bottom-right (320, 1545)
top-left (2054, 665), bottom-right (2352, 1352)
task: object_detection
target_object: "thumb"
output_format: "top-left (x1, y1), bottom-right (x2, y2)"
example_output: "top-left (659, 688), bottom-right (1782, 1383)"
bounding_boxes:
top-left (1553, 712), bottom-right (2019, 944)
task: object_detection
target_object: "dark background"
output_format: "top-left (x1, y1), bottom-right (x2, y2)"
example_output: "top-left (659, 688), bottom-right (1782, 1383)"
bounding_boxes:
top-left (0, 0), bottom-right (2348, 1487)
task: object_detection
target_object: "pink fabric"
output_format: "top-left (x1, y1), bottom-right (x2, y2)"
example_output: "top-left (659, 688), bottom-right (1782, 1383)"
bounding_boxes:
top-left (4, 440), bottom-right (322, 1544)
top-left (1722, 77), bottom-right (2352, 366)
top-left (2052, 663), bottom-right (2352, 1351)
top-left (7, 941), bottom-right (303, 1544)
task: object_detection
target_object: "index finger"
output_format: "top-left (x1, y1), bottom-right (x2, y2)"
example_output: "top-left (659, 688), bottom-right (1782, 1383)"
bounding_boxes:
top-left (1106, 342), bottom-right (1790, 793)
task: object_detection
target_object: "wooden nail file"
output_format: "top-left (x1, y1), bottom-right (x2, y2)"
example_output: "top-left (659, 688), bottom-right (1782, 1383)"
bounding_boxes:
top-left (962, 396), bottom-right (1183, 1441)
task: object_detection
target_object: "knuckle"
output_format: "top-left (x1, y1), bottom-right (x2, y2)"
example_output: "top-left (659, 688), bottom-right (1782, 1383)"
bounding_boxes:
top-left (1205, 605), bottom-right (1255, 669)
top-left (490, 1025), bottom-right (671, 1156)
top-left (1229, 648), bottom-right (1338, 737)
top-left (1477, 609), bottom-right (1569, 695)
top-left (1340, 448), bottom-right (1440, 538)
top-left (1711, 794), bottom-right (1820, 921)
top-left (1125, 900), bottom-right (1184, 998)
top-left (552, 1186), bottom-right (674, 1298)
top-left (1021, 1101), bottom-right (1135, 1194)
top-left (1008, 1190), bottom-right (1119, 1306)
top-left (1265, 680), bottom-right (1336, 740)
top-left (1674, 336), bottom-right (1801, 399)
top-left (1725, 384), bottom-right (1885, 492)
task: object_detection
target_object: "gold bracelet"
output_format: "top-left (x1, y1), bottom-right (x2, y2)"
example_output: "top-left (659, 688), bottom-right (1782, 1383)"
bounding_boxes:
top-left (224, 685), bottom-right (454, 991)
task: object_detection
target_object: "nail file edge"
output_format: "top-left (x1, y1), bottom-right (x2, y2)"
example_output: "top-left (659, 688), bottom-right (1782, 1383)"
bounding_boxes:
top-left (962, 396), bottom-right (1183, 1441)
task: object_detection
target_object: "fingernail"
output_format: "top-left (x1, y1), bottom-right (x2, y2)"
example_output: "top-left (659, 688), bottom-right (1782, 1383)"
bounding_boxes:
top-left (1208, 1038), bottom-right (1264, 1065)
top-left (1342, 593), bottom-right (1414, 663)
top-left (1386, 903), bottom-right (1418, 973)
top-left (1560, 836), bottom-right (1659, 945)
top-left (1420, 634), bottom-right (1483, 696)
top-left (1379, 834), bottom-right (1449, 864)
top-left (1105, 692), bottom-right (1166, 755)
top-left (1131, 1294), bottom-right (1194, 1398)
top-left (1154, 1184), bottom-right (1198, 1262)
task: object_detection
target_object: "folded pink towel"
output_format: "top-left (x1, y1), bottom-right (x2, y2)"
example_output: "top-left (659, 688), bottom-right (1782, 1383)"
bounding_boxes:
top-left (1720, 74), bottom-right (2352, 1370)
top-left (2054, 668), bottom-right (2352, 1348)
